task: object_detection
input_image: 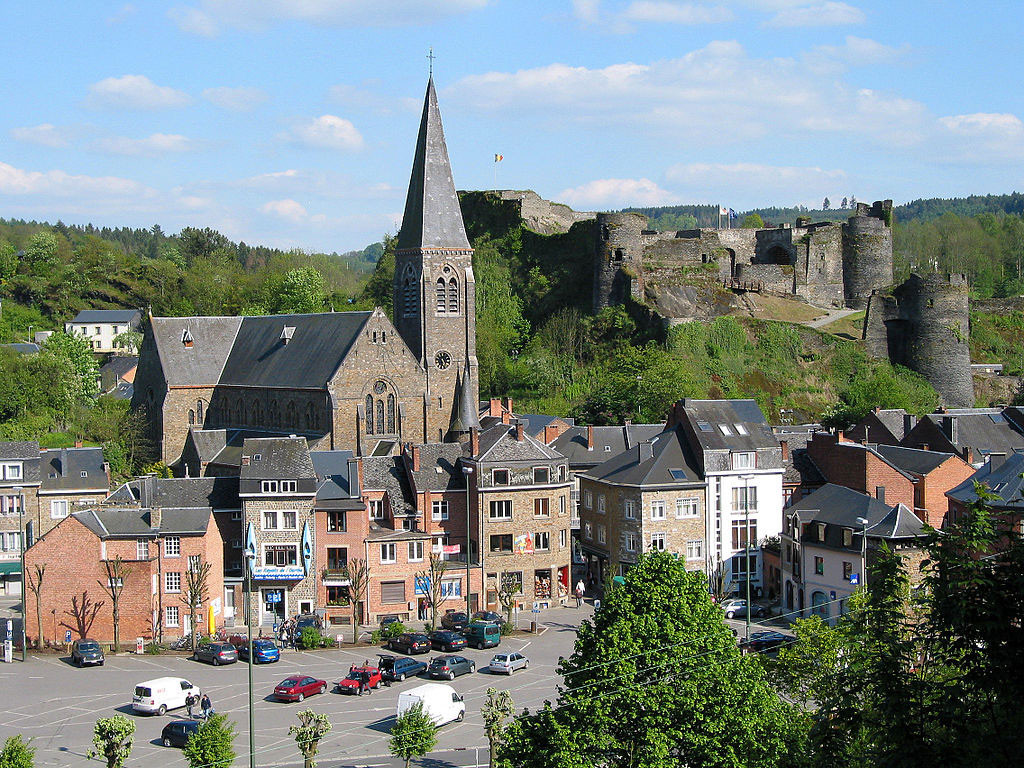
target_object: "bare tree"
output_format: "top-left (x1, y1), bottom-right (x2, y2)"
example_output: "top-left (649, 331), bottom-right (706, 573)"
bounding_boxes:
top-left (26, 563), bottom-right (46, 649)
top-left (416, 553), bottom-right (448, 632)
top-left (61, 591), bottom-right (105, 639)
top-left (99, 557), bottom-right (132, 652)
top-left (496, 571), bottom-right (521, 627)
top-left (707, 553), bottom-right (730, 603)
top-left (481, 687), bottom-right (515, 768)
top-left (345, 558), bottom-right (369, 644)
top-left (181, 557), bottom-right (212, 651)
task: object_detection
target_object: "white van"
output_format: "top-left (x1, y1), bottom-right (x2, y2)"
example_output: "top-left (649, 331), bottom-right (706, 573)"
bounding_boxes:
top-left (132, 677), bottom-right (201, 716)
top-left (396, 683), bottom-right (465, 727)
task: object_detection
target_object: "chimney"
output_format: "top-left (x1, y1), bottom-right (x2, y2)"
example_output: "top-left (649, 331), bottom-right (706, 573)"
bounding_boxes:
top-left (140, 474), bottom-right (155, 508)
top-left (942, 416), bottom-right (957, 444)
top-left (837, 430), bottom-right (845, 442)
top-left (347, 458), bottom-right (361, 498)
top-left (489, 398), bottom-right (501, 418)
top-left (779, 440), bottom-right (790, 461)
top-left (150, 507), bottom-right (161, 531)
top-left (516, 422), bottom-right (524, 442)
top-left (920, 443), bottom-right (929, 451)
top-left (501, 410), bottom-right (511, 425)
top-left (60, 448), bottom-right (68, 477)
top-left (988, 452), bottom-right (1007, 472)
top-left (903, 414), bottom-right (917, 434)
top-left (873, 406), bottom-right (880, 414)
top-left (411, 445), bottom-right (421, 472)
top-left (503, 397), bottom-right (513, 416)
top-left (875, 486), bottom-right (886, 503)
top-left (587, 425), bottom-right (594, 451)
top-left (963, 447), bottom-right (973, 464)
top-left (624, 419), bottom-right (632, 427)
top-left (355, 457), bottom-right (364, 496)
top-left (470, 427), bottom-right (480, 457)
top-left (544, 425), bottom-right (558, 445)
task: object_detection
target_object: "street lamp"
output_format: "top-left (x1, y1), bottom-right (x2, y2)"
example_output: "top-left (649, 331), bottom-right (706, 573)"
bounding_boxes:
top-left (855, 517), bottom-right (870, 591)
top-left (462, 465), bottom-right (474, 618)
top-left (635, 376), bottom-right (642, 419)
top-left (243, 525), bottom-right (256, 768)
top-left (740, 474), bottom-right (755, 643)
top-left (14, 486), bottom-right (25, 662)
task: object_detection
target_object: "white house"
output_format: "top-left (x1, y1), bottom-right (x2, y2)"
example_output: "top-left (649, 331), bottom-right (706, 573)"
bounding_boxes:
top-left (65, 309), bottom-right (142, 353)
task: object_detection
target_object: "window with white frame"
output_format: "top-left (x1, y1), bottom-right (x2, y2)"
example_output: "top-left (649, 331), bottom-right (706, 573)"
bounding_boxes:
top-left (651, 532), bottom-right (666, 552)
top-left (1, 463), bottom-right (22, 480)
top-left (431, 500), bottom-right (449, 521)
top-left (676, 497), bottom-right (700, 518)
top-left (597, 524), bottom-right (606, 544)
top-left (686, 540), bottom-right (703, 560)
top-left (262, 510), bottom-right (297, 530)
top-left (369, 500), bottom-right (386, 520)
top-left (559, 495), bottom-right (566, 516)
top-left (136, 539), bottom-right (149, 560)
top-left (165, 605), bottom-right (179, 627)
top-left (280, 480), bottom-right (297, 492)
top-left (489, 500), bottom-right (512, 520)
top-left (165, 571), bottom-right (181, 592)
top-left (282, 510), bottom-right (297, 530)
top-left (651, 500), bottom-right (666, 520)
top-left (2, 532), bottom-right (22, 552)
top-left (380, 543), bottom-right (397, 563)
top-left (597, 494), bottom-right (606, 514)
top-left (261, 480), bottom-right (279, 493)
top-left (262, 509), bottom-right (277, 529)
top-left (533, 531), bottom-right (550, 551)
top-left (534, 497), bottom-right (550, 517)
top-left (583, 489), bottom-right (592, 509)
top-left (533, 467), bottom-right (550, 484)
top-left (50, 500), bottom-right (69, 519)
top-left (264, 544), bottom-right (298, 567)
top-left (559, 529), bottom-right (567, 548)
top-left (164, 536), bottom-right (181, 557)
top-left (625, 532), bottom-right (637, 552)
top-left (731, 486), bottom-right (758, 512)
top-left (584, 521), bottom-right (593, 540)
top-left (1, 495), bottom-right (21, 515)
top-left (408, 541), bottom-right (424, 562)
top-left (440, 579), bottom-right (462, 598)
top-left (624, 500), bottom-right (636, 519)
top-left (732, 452), bottom-right (756, 470)
top-left (492, 469), bottom-right (510, 485)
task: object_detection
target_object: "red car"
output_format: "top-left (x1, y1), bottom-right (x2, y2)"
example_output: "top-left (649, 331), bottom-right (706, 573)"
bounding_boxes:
top-left (337, 665), bottom-right (384, 695)
top-left (273, 675), bottom-right (327, 702)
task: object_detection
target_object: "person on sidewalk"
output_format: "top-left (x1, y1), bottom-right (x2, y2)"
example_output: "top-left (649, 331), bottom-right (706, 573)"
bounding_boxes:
top-left (185, 693), bottom-right (196, 719)
top-left (200, 694), bottom-right (213, 719)
top-left (574, 580), bottom-right (585, 608)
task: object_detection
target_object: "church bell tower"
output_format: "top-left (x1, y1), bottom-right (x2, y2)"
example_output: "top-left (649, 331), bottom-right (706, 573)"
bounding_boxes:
top-left (393, 77), bottom-right (479, 442)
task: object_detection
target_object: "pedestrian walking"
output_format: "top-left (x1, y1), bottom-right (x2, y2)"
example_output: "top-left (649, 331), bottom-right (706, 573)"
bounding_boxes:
top-left (200, 694), bottom-right (213, 719)
top-left (359, 670), bottom-right (371, 696)
top-left (185, 693), bottom-right (196, 719)
top-left (575, 579), bottom-right (585, 608)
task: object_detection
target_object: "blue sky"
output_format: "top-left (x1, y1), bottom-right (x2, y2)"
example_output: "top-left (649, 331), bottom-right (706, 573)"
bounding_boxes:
top-left (3, 1), bottom-right (1022, 253)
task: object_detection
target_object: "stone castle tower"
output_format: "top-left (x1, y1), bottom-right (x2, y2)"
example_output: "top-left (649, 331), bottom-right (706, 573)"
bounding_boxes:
top-left (592, 212), bottom-right (647, 309)
top-left (392, 77), bottom-right (480, 442)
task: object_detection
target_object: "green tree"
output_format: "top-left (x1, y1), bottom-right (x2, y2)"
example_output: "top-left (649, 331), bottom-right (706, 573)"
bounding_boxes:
top-left (742, 213), bottom-right (765, 228)
top-left (389, 702), bottom-right (437, 768)
top-left (183, 713), bottom-right (236, 768)
top-left (289, 710), bottom-right (331, 768)
top-left (277, 267), bottom-right (328, 314)
top-left (23, 231), bottom-right (61, 276)
top-left (481, 688), bottom-right (515, 768)
top-left (40, 331), bottom-right (99, 421)
top-left (0, 239), bottom-right (17, 285)
top-left (87, 715), bottom-right (135, 768)
top-left (0, 735), bottom-right (35, 768)
top-left (416, 553), bottom-right (448, 632)
top-left (500, 552), bottom-right (801, 768)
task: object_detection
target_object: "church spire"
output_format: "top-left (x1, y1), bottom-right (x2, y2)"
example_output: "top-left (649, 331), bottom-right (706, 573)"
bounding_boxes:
top-left (448, 364), bottom-right (480, 438)
top-left (396, 77), bottom-right (471, 252)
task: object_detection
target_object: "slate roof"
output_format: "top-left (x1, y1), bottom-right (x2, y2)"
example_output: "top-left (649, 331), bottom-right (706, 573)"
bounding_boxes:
top-left (240, 437), bottom-right (316, 480)
top-left (107, 476), bottom-right (240, 510)
top-left (550, 424), bottom-right (664, 468)
top-left (219, 312), bottom-right (371, 388)
top-left (913, 409), bottom-right (1024, 457)
top-left (476, 422), bottom-right (565, 463)
top-left (310, 450), bottom-right (364, 508)
top-left (946, 452), bottom-right (1024, 511)
top-left (39, 447), bottom-right (108, 492)
top-left (109, 381), bottom-right (134, 400)
top-left (678, 399), bottom-right (776, 452)
top-left (150, 316), bottom-right (243, 387)
top-left (581, 425), bottom-right (702, 487)
top-left (73, 506), bottom-right (211, 538)
top-left (405, 443), bottom-right (467, 493)
top-left (875, 445), bottom-right (955, 476)
top-left (0, 441), bottom-right (40, 461)
top-left (362, 456), bottom-right (415, 514)
top-left (788, 483), bottom-right (926, 540)
top-left (70, 309), bottom-right (141, 324)
top-left (874, 409), bottom-right (910, 441)
top-left (396, 77), bottom-right (471, 252)
top-left (774, 430), bottom-right (825, 486)
top-left (1, 343), bottom-right (40, 355)
top-left (100, 356), bottom-right (138, 380)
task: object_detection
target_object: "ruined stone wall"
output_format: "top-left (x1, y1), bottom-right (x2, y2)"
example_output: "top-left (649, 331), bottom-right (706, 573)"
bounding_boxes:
top-left (593, 213), bottom-right (648, 311)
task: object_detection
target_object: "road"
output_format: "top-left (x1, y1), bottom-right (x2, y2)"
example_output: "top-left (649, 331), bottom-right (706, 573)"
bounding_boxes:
top-left (804, 307), bottom-right (860, 329)
top-left (0, 605), bottom-right (591, 768)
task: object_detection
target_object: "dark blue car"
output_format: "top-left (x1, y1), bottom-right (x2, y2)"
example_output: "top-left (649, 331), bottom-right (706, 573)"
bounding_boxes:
top-left (237, 639), bottom-right (280, 664)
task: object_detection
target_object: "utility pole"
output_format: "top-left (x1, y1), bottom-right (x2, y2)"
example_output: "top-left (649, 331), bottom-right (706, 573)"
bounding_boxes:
top-left (462, 465), bottom-right (474, 617)
top-left (15, 487), bottom-right (26, 662)
top-left (740, 474), bottom-right (754, 643)
top-left (244, 523), bottom-right (256, 768)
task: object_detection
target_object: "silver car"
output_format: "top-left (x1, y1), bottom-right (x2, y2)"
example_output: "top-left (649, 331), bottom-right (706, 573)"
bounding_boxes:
top-left (488, 652), bottom-right (529, 674)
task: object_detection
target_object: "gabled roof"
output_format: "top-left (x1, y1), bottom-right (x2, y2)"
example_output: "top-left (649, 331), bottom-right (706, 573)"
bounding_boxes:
top-left (395, 78), bottom-right (471, 252)
top-left (1, 343), bottom-right (40, 355)
top-left (150, 316), bottom-right (243, 387)
top-left (73, 506), bottom-right (211, 538)
top-left (875, 444), bottom-right (956, 476)
top-left (789, 483), bottom-right (925, 540)
top-left (947, 452), bottom-right (1024, 511)
top-left (873, 409), bottom-right (910, 441)
top-left (911, 409), bottom-right (1024, 457)
top-left (405, 443), bottom-right (467, 493)
top-left (550, 424), bottom-right (664, 467)
top-left (0, 441), bottom-right (40, 461)
top-left (100, 356), bottom-right (138, 379)
top-left (362, 456), bottom-right (415, 514)
top-left (582, 425), bottom-right (702, 487)
top-left (678, 399), bottom-right (777, 452)
top-left (107, 476), bottom-right (240, 510)
top-left (70, 309), bottom-right (141, 324)
top-left (240, 437), bottom-right (315, 481)
top-left (476, 422), bottom-right (564, 463)
top-left (39, 447), bottom-right (108, 492)
top-left (310, 450), bottom-right (363, 508)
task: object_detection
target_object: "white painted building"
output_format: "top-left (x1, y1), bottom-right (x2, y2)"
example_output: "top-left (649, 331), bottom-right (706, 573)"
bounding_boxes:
top-left (65, 309), bottom-right (142, 353)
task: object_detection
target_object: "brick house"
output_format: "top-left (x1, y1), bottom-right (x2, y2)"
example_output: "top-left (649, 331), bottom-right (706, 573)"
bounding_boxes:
top-left (846, 407), bottom-right (913, 446)
top-left (23, 502), bottom-right (224, 647)
top-left (0, 441), bottom-right (40, 595)
top-left (901, 408), bottom-right (1024, 465)
top-left (36, 447), bottom-right (110, 537)
top-left (946, 452), bottom-right (1024, 537)
top-left (577, 424), bottom-right (706, 587)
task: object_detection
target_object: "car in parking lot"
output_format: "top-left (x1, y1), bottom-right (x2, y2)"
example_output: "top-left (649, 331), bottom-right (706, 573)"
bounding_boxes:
top-left (464, 622), bottom-right (501, 649)
top-left (337, 665), bottom-right (384, 695)
top-left (71, 639), bottom-right (105, 667)
top-left (440, 611), bottom-right (470, 632)
top-left (236, 639), bottom-right (280, 664)
top-left (132, 677), bottom-right (200, 715)
top-left (377, 654), bottom-right (428, 683)
top-left (471, 610), bottom-right (504, 625)
top-left (743, 631), bottom-right (790, 653)
top-left (429, 630), bottom-right (467, 652)
top-left (428, 655), bottom-right (475, 680)
top-left (193, 642), bottom-right (238, 665)
top-left (387, 632), bottom-right (432, 654)
top-left (294, 614), bottom-right (322, 633)
top-left (720, 599), bottom-right (766, 619)
top-left (273, 675), bottom-right (328, 702)
top-left (488, 652), bottom-right (529, 674)
top-left (161, 720), bottom-right (200, 748)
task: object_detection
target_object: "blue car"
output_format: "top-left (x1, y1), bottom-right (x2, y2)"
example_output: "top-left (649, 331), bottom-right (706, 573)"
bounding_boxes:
top-left (237, 639), bottom-right (280, 664)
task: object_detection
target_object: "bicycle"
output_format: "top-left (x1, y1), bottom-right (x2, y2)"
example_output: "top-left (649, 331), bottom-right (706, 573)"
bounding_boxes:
top-left (169, 635), bottom-right (192, 650)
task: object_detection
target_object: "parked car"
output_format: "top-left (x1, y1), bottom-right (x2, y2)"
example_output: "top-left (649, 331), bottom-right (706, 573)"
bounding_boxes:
top-left (428, 655), bottom-right (475, 680)
top-left (488, 652), bottom-right (529, 675)
top-left (440, 611), bottom-right (470, 632)
top-left (397, 683), bottom-right (465, 726)
top-left (160, 720), bottom-right (200, 748)
top-left (743, 631), bottom-right (790, 653)
top-left (377, 654), bottom-right (428, 683)
top-left (464, 622), bottom-right (501, 649)
top-left (193, 642), bottom-right (238, 666)
top-left (273, 675), bottom-right (328, 702)
top-left (237, 639), bottom-right (280, 664)
top-left (387, 632), bottom-right (432, 655)
top-left (71, 639), bottom-right (105, 667)
top-left (294, 614), bottom-right (322, 633)
top-left (471, 611), bottom-right (504, 625)
top-left (380, 616), bottom-right (402, 631)
top-left (429, 630), bottom-right (467, 652)
top-left (132, 677), bottom-right (201, 716)
top-left (720, 599), bottom-right (766, 619)
top-left (337, 665), bottom-right (384, 695)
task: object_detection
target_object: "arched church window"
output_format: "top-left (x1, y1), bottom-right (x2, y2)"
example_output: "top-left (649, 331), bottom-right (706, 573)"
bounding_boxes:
top-left (366, 395), bottom-right (374, 434)
top-left (269, 400), bottom-right (280, 427)
top-left (448, 277), bottom-right (459, 314)
top-left (188, 410), bottom-right (195, 425)
top-left (196, 400), bottom-right (203, 424)
top-left (236, 399), bottom-right (244, 424)
top-left (251, 401), bottom-right (260, 426)
top-left (305, 403), bottom-right (315, 431)
top-left (387, 394), bottom-right (396, 433)
top-left (375, 400), bottom-right (385, 434)
top-left (286, 400), bottom-right (297, 425)
top-left (403, 265), bottom-right (418, 317)
top-left (436, 278), bottom-right (447, 314)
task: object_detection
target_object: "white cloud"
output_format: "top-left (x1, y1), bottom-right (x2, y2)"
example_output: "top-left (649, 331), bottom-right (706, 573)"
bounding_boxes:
top-left (665, 162), bottom-right (847, 203)
top-left (572, 0), bottom-right (602, 23)
top-left (764, 1), bottom-right (864, 27)
top-left (329, 84), bottom-right (419, 115)
top-left (10, 124), bottom-right (73, 148)
top-left (92, 133), bottom-right (199, 156)
top-left (85, 74), bottom-right (190, 110)
top-left (202, 86), bottom-right (269, 111)
top-left (557, 178), bottom-right (675, 208)
top-left (283, 115), bottom-right (364, 151)
top-left (938, 112), bottom-right (1024, 137)
top-left (806, 36), bottom-right (906, 69)
top-left (170, 0), bottom-right (488, 34)
top-left (934, 113), bottom-right (1024, 163)
top-left (623, 2), bottom-right (734, 24)
top-left (107, 4), bottom-right (136, 23)
top-left (260, 198), bottom-right (308, 222)
top-left (0, 161), bottom-right (151, 198)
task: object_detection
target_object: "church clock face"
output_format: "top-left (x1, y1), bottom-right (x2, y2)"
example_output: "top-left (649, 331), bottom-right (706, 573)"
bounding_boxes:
top-left (434, 350), bottom-right (452, 370)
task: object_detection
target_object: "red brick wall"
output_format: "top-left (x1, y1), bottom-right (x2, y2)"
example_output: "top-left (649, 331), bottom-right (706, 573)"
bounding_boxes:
top-left (918, 455), bottom-right (975, 528)
top-left (807, 433), bottom-right (915, 508)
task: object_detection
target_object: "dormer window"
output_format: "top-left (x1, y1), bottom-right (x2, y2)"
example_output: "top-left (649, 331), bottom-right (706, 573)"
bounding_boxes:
top-left (280, 326), bottom-right (295, 345)
top-left (181, 328), bottom-right (194, 348)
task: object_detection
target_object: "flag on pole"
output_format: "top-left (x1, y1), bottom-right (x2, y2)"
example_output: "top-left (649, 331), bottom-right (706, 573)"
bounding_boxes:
top-left (729, 208), bottom-right (737, 220)
top-left (719, 205), bottom-right (728, 216)
top-left (494, 154), bottom-right (503, 162)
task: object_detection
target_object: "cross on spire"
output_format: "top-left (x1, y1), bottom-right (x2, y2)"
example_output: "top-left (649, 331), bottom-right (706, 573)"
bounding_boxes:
top-left (427, 47), bottom-right (435, 77)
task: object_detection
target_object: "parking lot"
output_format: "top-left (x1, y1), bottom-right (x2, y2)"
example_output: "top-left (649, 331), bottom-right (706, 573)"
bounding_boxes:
top-left (0, 606), bottom-right (590, 768)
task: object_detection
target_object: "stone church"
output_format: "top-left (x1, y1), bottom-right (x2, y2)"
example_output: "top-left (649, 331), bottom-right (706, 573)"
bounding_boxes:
top-left (132, 77), bottom-right (480, 466)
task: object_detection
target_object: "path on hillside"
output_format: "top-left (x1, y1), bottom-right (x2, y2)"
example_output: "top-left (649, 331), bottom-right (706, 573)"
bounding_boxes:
top-left (804, 307), bottom-right (860, 329)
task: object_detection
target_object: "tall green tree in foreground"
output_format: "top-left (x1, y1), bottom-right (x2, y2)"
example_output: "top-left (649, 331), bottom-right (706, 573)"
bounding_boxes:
top-left (183, 713), bottom-right (236, 768)
top-left (499, 551), bottom-right (803, 768)
top-left (87, 716), bottom-right (134, 768)
top-left (289, 710), bottom-right (331, 768)
top-left (0, 735), bottom-right (35, 768)
top-left (389, 702), bottom-right (437, 768)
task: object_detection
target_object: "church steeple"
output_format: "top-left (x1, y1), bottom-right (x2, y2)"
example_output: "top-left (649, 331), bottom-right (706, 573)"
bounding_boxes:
top-left (448, 364), bottom-right (480, 439)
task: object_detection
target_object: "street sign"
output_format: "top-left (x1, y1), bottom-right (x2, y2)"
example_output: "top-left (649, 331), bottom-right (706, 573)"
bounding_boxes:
top-left (136, 637), bottom-right (144, 654)
top-left (532, 601), bottom-right (540, 614)
top-left (849, 574), bottom-right (860, 585)
top-left (266, 593), bottom-right (282, 604)
top-left (65, 630), bottom-right (72, 643)
top-left (414, 576), bottom-right (430, 596)
top-left (594, 599), bottom-right (601, 611)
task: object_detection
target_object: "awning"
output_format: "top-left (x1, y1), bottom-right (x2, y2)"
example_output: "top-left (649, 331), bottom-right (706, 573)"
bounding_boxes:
top-left (0, 562), bottom-right (21, 575)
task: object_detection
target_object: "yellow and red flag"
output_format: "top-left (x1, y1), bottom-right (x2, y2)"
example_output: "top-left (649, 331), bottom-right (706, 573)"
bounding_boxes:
top-left (494, 154), bottom-right (503, 162)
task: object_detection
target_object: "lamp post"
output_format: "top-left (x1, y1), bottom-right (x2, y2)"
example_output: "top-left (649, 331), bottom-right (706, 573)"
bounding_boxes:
top-left (462, 465), bottom-right (474, 618)
top-left (740, 474), bottom-right (754, 643)
top-left (14, 486), bottom-right (25, 662)
top-left (855, 516), bottom-right (869, 591)
top-left (243, 528), bottom-right (256, 768)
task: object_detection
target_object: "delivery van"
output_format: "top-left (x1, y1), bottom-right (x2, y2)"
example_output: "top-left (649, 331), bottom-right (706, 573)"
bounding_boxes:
top-left (396, 683), bottom-right (465, 726)
top-left (132, 677), bottom-right (201, 716)
top-left (464, 622), bottom-right (501, 649)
